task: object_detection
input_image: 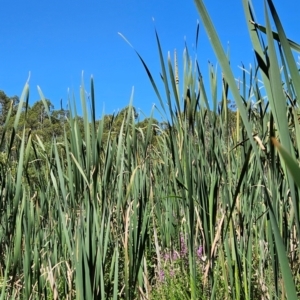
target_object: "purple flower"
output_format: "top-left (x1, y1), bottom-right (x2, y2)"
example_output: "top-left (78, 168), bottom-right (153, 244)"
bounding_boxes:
top-left (180, 234), bottom-right (187, 257)
top-left (158, 270), bottom-right (165, 282)
top-left (172, 250), bottom-right (179, 261)
top-left (163, 252), bottom-right (170, 261)
top-left (196, 246), bottom-right (203, 259)
top-left (169, 269), bottom-right (175, 277)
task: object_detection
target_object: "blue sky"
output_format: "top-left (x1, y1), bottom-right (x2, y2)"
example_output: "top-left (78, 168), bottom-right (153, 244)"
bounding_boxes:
top-left (0, 0), bottom-right (299, 120)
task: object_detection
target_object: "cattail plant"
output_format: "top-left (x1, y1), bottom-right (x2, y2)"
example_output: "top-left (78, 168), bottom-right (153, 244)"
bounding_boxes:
top-left (0, 0), bottom-right (300, 299)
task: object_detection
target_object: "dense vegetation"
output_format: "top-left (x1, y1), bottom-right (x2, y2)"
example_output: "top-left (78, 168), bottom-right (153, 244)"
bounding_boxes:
top-left (1, 0), bottom-right (300, 299)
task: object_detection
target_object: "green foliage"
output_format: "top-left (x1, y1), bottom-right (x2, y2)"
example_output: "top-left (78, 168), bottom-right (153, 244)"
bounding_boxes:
top-left (0, 90), bottom-right (19, 127)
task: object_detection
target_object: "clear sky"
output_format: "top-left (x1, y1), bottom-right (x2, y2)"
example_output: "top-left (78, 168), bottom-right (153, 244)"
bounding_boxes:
top-left (0, 0), bottom-right (299, 120)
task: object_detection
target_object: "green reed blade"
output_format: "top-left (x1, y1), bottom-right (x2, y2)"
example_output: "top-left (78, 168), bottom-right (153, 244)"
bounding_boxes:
top-left (249, 21), bottom-right (300, 53)
top-left (193, 0), bottom-right (264, 175)
top-left (118, 32), bottom-right (166, 113)
top-left (272, 138), bottom-right (300, 189)
top-left (37, 86), bottom-right (52, 121)
top-left (13, 82), bottom-right (29, 130)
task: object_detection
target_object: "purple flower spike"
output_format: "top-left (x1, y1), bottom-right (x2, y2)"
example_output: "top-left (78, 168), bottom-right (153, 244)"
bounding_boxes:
top-left (159, 269), bottom-right (165, 282)
top-left (163, 252), bottom-right (170, 261)
top-left (172, 250), bottom-right (179, 261)
top-left (196, 246), bottom-right (203, 259)
top-left (180, 234), bottom-right (187, 257)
